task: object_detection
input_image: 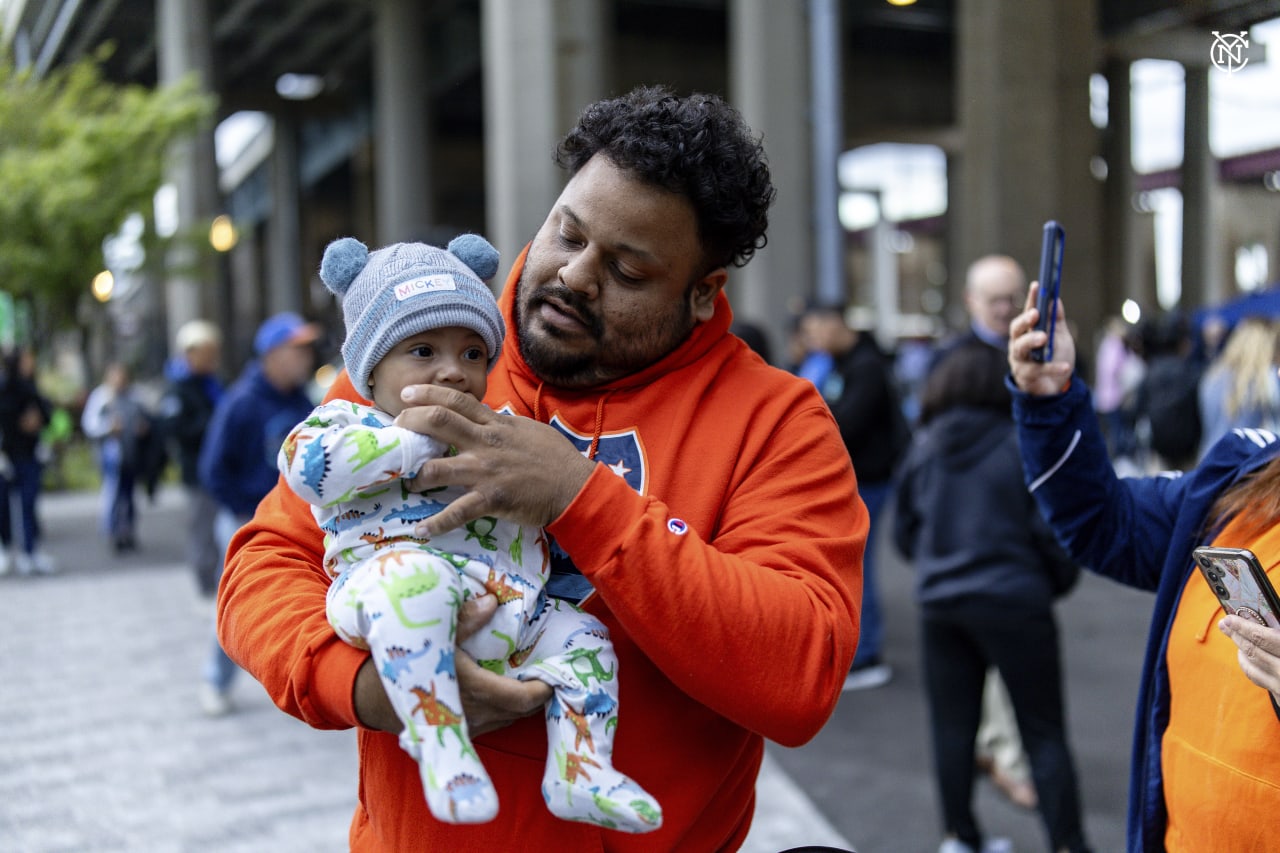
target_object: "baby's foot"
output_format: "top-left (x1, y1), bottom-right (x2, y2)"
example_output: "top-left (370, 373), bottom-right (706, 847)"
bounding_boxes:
top-left (425, 766), bottom-right (499, 824)
top-left (402, 725), bottom-right (498, 824)
top-left (542, 751), bottom-right (662, 833)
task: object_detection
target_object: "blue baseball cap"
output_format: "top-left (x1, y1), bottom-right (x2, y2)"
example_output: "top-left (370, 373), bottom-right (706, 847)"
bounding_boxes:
top-left (253, 312), bottom-right (320, 356)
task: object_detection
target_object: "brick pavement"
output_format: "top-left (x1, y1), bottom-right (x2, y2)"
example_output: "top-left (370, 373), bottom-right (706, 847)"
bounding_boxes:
top-left (0, 487), bottom-right (851, 852)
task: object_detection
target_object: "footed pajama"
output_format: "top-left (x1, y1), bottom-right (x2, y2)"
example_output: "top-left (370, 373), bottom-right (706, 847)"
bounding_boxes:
top-left (281, 400), bottom-right (661, 831)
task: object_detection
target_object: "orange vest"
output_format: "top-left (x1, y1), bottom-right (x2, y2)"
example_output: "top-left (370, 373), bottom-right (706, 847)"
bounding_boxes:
top-left (1162, 515), bottom-right (1280, 851)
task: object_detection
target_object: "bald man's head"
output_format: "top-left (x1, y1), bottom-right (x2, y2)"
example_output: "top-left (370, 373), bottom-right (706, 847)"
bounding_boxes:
top-left (965, 255), bottom-right (1026, 340)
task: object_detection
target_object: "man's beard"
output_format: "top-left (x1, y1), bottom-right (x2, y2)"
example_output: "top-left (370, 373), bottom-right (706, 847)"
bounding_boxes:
top-left (515, 267), bottom-right (696, 390)
top-left (518, 281), bottom-right (604, 387)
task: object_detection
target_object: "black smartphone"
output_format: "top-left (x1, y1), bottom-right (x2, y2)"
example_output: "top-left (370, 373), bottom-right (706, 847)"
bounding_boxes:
top-left (1192, 546), bottom-right (1280, 629)
top-left (1030, 221), bottom-right (1065, 363)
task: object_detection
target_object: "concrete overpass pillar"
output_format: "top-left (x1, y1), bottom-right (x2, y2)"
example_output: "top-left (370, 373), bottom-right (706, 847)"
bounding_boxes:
top-left (268, 114), bottom-right (303, 315)
top-left (1102, 58), bottom-right (1155, 316)
top-left (373, 0), bottom-right (431, 245)
top-left (1181, 64), bottom-right (1221, 309)
top-left (729, 0), bottom-right (812, 358)
top-left (810, 0), bottom-right (845, 313)
top-left (156, 0), bottom-right (221, 342)
top-left (481, 0), bottom-right (609, 287)
top-left (954, 0), bottom-right (1104, 346)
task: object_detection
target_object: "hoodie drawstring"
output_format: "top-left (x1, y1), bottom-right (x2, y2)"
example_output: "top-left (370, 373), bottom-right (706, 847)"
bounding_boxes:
top-left (532, 381), bottom-right (608, 461)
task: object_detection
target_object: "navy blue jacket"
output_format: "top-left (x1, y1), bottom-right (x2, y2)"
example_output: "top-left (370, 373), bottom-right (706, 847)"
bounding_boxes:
top-left (1012, 377), bottom-right (1280, 853)
top-left (198, 362), bottom-right (315, 518)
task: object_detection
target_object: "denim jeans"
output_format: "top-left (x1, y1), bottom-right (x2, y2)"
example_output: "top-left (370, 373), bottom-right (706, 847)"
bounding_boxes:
top-left (203, 510), bottom-right (248, 692)
top-left (852, 479), bottom-right (891, 666)
top-left (0, 457), bottom-right (44, 553)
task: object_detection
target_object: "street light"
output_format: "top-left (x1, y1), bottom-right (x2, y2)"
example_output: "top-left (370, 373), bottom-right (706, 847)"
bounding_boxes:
top-left (209, 215), bottom-right (238, 252)
top-left (91, 270), bottom-right (115, 302)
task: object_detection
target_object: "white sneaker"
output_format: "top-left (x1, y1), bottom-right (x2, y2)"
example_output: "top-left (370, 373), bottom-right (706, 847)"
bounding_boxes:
top-left (199, 683), bottom-right (233, 717)
top-left (13, 552), bottom-right (33, 576)
top-left (31, 551), bottom-right (56, 575)
top-left (842, 658), bottom-right (893, 692)
top-left (0, 550), bottom-right (11, 576)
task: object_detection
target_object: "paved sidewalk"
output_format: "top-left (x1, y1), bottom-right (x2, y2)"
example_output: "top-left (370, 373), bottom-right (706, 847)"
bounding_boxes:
top-left (0, 487), bottom-right (850, 852)
top-left (0, 487), bottom-right (359, 852)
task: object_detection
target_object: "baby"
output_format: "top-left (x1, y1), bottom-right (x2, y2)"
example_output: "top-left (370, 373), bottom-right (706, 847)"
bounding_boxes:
top-left (277, 234), bottom-right (660, 832)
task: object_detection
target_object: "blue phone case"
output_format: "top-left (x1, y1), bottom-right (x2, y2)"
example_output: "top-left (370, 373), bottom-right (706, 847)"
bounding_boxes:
top-left (1031, 221), bottom-right (1065, 363)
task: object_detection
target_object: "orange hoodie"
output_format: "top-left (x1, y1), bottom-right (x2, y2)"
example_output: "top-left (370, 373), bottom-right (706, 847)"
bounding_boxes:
top-left (217, 247), bottom-right (865, 852)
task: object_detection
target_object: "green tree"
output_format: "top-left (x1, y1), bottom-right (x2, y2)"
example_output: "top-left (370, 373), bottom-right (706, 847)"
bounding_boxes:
top-left (0, 46), bottom-right (214, 326)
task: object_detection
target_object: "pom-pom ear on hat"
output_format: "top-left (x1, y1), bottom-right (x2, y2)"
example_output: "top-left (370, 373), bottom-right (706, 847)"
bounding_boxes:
top-left (319, 237), bottom-right (370, 296)
top-left (447, 233), bottom-right (500, 282)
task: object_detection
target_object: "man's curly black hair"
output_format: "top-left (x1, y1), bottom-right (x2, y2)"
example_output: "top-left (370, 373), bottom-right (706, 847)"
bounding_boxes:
top-left (554, 85), bottom-right (775, 272)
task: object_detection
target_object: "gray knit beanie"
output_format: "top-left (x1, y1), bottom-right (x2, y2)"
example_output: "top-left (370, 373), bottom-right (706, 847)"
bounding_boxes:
top-left (318, 233), bottom-right (503, 399)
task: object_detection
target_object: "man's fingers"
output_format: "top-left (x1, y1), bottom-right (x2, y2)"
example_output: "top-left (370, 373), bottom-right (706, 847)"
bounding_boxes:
top-left (400, 383), bottom-right (492, 417)
top-left (394, 405), bottom-right (467, 446)
top-left (457, 593), bottom-right (498, 643)
top-left (393, 384), bottom-right (494, 449)
top-left (415, 490), bottom-right (490, 537)
top-left (455, 654), bottom-right (553, 736)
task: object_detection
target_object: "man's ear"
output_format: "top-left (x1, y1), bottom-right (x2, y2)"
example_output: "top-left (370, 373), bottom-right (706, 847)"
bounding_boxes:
top-left (691, 268), bottom-right (728, 323)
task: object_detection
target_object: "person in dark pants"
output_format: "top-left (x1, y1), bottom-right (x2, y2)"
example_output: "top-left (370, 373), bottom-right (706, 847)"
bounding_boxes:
top-left (797, 302), bottom-right (908, 690)
top-left (893, 341), bottom-right (1091, 853)
top-left (156, 320), bottom-right (224, 598)
top-left (0, 348), bottom-right (54, 575)
top-left (930, 253), bottom-right (1039, 810)
top-left (195, 312), bottom-right (318, 715)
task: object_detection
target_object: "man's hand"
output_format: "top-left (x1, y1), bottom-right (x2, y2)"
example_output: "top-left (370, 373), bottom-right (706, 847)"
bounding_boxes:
top-left (452, 595), bottom-right (553, 736)
top-left (353, 656), bottom-right (402, 733)
top-left (1007, 281), bottom-right (1076, 397)
top-left (353, 594), bottom-right (553, 734)
top-left (393, 384), bottom-right (597, 536)
top-left (1219, 615), bottom-right (1280, 703)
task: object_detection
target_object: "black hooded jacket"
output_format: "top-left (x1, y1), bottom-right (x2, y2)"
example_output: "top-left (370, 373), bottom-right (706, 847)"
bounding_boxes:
top-left (0, 372), bottom-right (51, 462)
top-left (892, 405), bottom-right (1078, 608)
top-left (819, 333), bottom-right (910, 484)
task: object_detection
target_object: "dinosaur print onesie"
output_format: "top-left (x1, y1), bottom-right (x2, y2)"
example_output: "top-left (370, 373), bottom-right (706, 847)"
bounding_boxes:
top-left (278, 399), bottom-right (661, 832)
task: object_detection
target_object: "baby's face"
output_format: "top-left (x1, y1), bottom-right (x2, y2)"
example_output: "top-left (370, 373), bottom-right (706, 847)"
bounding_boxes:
top-left (368, 326), bottom-right (489, 417)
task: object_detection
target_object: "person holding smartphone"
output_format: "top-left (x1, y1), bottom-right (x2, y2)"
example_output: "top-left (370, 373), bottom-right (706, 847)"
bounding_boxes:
top-left (1008, 284), bottom-right (1280, 852)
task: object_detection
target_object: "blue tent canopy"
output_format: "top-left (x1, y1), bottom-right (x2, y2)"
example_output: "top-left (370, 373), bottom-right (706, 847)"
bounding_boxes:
top-left (1193, 285), bottom-right (1280, 330)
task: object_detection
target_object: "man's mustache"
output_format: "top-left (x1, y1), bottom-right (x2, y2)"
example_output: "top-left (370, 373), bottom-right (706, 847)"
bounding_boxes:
top-left (529, 283), bottom-right (602, 337)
